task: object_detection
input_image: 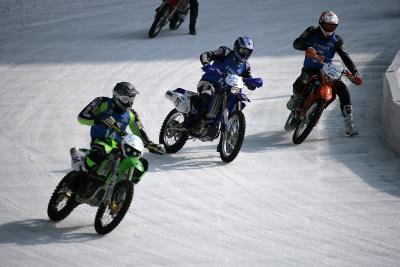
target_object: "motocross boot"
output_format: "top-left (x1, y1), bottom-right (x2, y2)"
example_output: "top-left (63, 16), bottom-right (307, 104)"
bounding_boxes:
top-left (286, 94), bottom-right (302, 110)
top-left (343, 105), bottom-right (359, 136)
top-left (70, 148), bottom-right (89, 172)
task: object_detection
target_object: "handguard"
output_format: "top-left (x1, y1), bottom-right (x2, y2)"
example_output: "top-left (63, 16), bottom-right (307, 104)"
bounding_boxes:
top-left (244, 77), bottom-right (263, 89)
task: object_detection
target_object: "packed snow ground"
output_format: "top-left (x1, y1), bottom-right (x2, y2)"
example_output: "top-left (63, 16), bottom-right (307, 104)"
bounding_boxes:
top-left (0, 0), bottom-right (400, 266)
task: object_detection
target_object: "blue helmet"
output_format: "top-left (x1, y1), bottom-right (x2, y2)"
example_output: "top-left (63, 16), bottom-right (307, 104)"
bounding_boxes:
top-left (233, 36), bottom-right (254, 63)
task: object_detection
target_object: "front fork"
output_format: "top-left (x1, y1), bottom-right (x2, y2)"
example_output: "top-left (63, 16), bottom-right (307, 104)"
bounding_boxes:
top-left (100, 158), bottom-right (121, 206)
top-left (222, 93), bottom-right (229, 131)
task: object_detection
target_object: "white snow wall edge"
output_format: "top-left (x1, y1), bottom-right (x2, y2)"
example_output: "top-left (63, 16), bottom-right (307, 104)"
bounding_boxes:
top-left (381, 50), bottom-right (400, 156)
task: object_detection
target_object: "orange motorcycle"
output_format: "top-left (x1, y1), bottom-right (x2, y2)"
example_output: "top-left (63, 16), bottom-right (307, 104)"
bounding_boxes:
top-left (285, 49), bottom-right (360, 144)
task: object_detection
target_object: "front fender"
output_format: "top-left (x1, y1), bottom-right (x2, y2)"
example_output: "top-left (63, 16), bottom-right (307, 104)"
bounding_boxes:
top-left (119, 157), bottom-right (146, 182)
top-left (227, 93), bottom-right (249, 113)
top-left (320, 85), bottom-right (333, 101)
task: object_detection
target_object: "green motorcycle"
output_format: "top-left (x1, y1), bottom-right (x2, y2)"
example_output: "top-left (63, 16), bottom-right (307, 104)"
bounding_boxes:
top-left (47, 119), bottom-right (147, 235)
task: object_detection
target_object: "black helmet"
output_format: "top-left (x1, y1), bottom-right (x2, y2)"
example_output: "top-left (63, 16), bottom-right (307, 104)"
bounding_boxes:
top-left (112, 82), bottom-right (139, 111)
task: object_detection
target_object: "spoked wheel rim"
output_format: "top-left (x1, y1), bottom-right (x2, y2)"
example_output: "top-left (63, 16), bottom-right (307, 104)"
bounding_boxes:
top-left (295, 102), bottom-right (318, 138)
top-left (55, 194), bottom-right (70, 211)
top-left (100, 187), bottom-right (127, 227)
top-left (222, 115), bottom-right (240, 156)
top-left (284, 111), bottom-right (297, 131)
top-left (155, 12), bottom-right (169, 33)
top-left (163, 112), bottom-right (185, 147)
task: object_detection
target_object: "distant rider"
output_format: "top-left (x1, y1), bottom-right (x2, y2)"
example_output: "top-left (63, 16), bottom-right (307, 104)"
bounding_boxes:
top-left (156, 0), bottom-right (198, 35)
top-left (190, 36), bottom-right (261, 125)
top-left (77, 82), bottom-right (164, 173)
top-left (188, 0), bottom-right (198, 35)
top-left (287, 11), bottom-right (363, 136)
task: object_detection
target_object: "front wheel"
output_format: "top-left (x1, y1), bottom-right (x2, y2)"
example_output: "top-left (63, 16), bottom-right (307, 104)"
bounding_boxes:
top-left (94, 180), bottom-right (134, 235)
top-left (292, 100), bottom-right (325, 144)
top-left (47, 171), bottom-right (80, 222)
top-left (159, 109), bottom-right (189, 153)
top-left (148, 4), bottom-right (170, 38)
top-left (219, 111), bottom-right (246, 163)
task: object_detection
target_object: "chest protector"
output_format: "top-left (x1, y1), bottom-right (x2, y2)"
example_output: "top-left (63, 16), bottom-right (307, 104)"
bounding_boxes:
top-left (304, 33), bottom-right (337, 69)
top-left (90, 99), bottom-right (131, 142)
top-left (211, 52), bottom-right (247, 76)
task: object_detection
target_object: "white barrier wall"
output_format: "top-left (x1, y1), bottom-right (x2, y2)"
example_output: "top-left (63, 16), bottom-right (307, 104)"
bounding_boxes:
top-left (381, 50), bottom-right (400, 155)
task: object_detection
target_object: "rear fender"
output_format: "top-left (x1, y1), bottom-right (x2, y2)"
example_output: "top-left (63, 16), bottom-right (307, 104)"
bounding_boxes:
top-left (165, 88), bottom-right (196, 113)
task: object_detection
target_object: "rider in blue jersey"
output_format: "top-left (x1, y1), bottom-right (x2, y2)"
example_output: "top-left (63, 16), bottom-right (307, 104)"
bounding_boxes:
top-left (287, 11), bottom-right (363, 136)
top-left (77, 82), bottom-right (163, 173)
top-left (190, 36), bottom-right (257, 123)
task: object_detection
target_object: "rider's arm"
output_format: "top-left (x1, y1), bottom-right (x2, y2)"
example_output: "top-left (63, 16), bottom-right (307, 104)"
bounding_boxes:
top-left (242, 62), bottom-right (252, 79)
top-left (335, 35), bottom-right (358, 75)
top-left (128, 109), bottom-right (151, 146)
top-left (293, 26), bottom-right (317, 51)
top-left (77, 97), bottom-right (108, 126)
top-left (200, 46), bottom-right (230, 66)
top-left (242, 63), bottom-right (257, 90)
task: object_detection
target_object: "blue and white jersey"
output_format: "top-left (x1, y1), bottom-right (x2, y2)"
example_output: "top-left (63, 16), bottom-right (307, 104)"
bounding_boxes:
top-left (90, 99), bottom-right (131, 142)
top-left (304, 33), bottom-right (337, 69)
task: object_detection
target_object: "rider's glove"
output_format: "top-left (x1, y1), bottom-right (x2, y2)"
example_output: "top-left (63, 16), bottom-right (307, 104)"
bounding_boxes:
top-left (244, 77), bottom-right (263, 90)
top-left (145, 141), bottom-right (165, 155)
top-left (305, 47), bottom-right (325, 63)
top-left (351, 72), bottom-right (363, 85)
top-left (94, 116), bottom-right (116, 129)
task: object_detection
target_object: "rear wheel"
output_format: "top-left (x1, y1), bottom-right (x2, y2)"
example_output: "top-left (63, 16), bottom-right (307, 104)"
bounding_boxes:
top-left (292, 100), bottom-right (325, 144)
top-left (94, 180), bottom-right (134, 235)
top-left (169, 15), bottom-right (184, 30)
top-left (148, 4), bottom-right (170, 38)
top-left (219, 111), bottom-right (246, 163)
top-left (159, 109), bottom-right (189, 153)
top-left (47, 171), bottom-right (80, 222)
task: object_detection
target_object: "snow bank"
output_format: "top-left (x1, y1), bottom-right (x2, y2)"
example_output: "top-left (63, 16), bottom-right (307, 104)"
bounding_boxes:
top-left (382, 50), bottom-right (400, 155)
top-left (0, 0), bottom-right (126, 33)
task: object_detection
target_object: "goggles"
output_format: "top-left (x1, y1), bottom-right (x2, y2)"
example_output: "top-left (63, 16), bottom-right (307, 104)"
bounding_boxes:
top-left (238, 47), bottom-right (253, 58)
top-left (321, 23), bottom-right (337, 33)
top-left (117, 94), bottom-right (135, 105)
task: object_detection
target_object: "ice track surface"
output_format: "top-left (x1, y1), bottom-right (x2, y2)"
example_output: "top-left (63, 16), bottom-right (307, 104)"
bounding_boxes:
top-left (0, 0), bottom-right (400, 266)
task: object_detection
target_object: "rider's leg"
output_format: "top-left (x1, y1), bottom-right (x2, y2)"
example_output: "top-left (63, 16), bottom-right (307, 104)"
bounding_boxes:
top-left (287, 68), bottom-right (309, 110)
top-left (189, 0), bottom-right (198, 34)
top-left (184, 80), bottom-right (213, 130)
top-left (336, 81), bottom-right (359, 136)
top-left (84, 139), bottom-right (113, 172)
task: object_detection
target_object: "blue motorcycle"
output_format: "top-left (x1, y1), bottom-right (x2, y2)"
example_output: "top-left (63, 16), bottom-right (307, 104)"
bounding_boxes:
top-left (159, 66), bottom-right (262, 162)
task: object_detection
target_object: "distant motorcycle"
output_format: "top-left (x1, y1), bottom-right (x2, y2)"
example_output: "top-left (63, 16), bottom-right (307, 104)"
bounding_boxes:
top-left (285, 49), bottom-right (361, 144)
top-left (148, 0), bottom-right (190, 38)
top-left (47, 118), bottom-right (147, 235)
top-left (159, 66), bottom-right (263, 162)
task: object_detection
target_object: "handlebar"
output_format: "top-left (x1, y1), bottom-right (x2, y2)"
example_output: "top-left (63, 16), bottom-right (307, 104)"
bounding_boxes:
top-left (102, 116), bottom-right (127, 137)
top-left (305, 48), bottom-right (362, 85)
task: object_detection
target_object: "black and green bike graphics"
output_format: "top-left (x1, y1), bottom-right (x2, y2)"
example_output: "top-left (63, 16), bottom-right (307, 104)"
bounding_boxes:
top-left (47, 122), bottom-right (147, 235)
